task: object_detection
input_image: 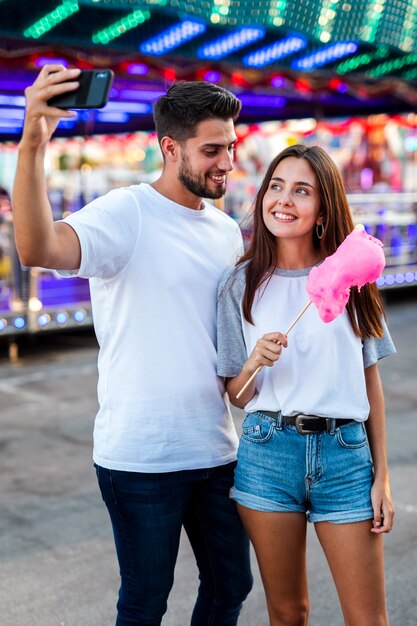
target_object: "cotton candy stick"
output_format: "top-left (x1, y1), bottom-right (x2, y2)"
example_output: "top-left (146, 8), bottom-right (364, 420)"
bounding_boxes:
top-left (236, 300), bottom-right (312, 399)
top-left (235, 226), bottom-right (385, 400)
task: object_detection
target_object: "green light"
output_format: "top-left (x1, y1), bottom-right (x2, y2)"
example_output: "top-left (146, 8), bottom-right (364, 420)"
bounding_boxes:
top-left (92, 9), bottom-right (151, 44)
top-left (369, 52), bottom-right (417, 78)
top-left (268, 0), bottom-right (287, 28)
top-left (336, 46), bottom-right (389, 74)
top-left (23, 1), bottom-right (79, 39)
top-left (360, 0), bottom-right (386, 44)
top-left (402, 67), bottom-right (417, 80)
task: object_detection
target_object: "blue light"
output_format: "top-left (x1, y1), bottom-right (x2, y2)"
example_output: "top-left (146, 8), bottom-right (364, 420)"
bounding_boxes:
top-left (118, 89), bottom-right (165, 102)
top-left (239, 94), bottom-right (286, 108)
top-left (13, 317), bottom-right (26, 329)
top-left (57, 119), bottom-right (77, 129)
top-left (38, 314), bottom-right (50, 327)
top-left (140, 20), bottom-right (206, 56)
top-left (395, 273), bottom-right (405, 284)
top-left (198, 27), bottom-right (265, 60)
top-left (0, 319), bottom-right (7, 332)
top-left (376, 276), bottom-right (385, 287)
top-left (56, 312), bottom-right (68, 324)
top-left (292, 42), bottom-right (358, 71)
top-left (74, 310), bottom-right (86, 322)
top-left (243, 37), bottom-right (306, 68)
top-left (405, 272), bottom-right (415, 283)
top-left (0, 95), bottom-right (26, 106)
top-left (106, 101), bottom-right (152, 114)
top-left (385, 274), bottom-right (395, 286)
top-left (0, 108), bottom-right (25, 120)
top-left (96, 112), bottom-right (130, 123)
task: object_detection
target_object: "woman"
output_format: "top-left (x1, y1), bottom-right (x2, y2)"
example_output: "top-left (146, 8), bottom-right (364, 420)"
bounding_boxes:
top-left (217, 145), bottom-right (395, 625)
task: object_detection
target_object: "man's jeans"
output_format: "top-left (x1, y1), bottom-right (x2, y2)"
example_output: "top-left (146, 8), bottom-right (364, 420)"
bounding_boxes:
top-left (95, 462), bottom-right (253, 626)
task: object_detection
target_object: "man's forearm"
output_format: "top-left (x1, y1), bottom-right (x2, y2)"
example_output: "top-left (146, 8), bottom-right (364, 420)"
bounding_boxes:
top-left (13, 143), bottom-right (57, 267)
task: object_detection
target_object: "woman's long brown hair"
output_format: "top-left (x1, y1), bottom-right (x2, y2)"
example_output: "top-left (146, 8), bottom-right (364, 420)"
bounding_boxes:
top-left (239, 144), bottom-right (385, 338)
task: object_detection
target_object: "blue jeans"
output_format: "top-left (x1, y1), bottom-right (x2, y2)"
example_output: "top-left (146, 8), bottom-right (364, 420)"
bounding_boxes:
top-left (232, 411), bottom-right (374, 523)
top-left (95, 462), bottom-right (252, 626)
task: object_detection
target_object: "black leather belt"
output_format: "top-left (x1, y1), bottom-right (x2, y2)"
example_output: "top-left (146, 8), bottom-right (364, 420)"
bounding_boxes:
top-left (260, 411), bottom-right (355, 435)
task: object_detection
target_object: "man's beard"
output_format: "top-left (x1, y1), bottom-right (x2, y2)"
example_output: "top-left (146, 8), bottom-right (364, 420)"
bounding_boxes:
top-left (178, 155), bottom-right (227, 200)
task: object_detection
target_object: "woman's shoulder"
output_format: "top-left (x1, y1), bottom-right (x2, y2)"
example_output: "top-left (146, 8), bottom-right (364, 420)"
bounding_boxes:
top-left (218, 261), bottom-right (248, 301)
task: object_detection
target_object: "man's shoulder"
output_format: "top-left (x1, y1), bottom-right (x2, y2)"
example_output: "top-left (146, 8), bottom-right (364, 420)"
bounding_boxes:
top-left (204, 203), bottom-right (239, 227)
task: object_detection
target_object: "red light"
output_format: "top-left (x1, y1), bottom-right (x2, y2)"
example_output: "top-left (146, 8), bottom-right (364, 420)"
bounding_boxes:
top-left (163, 68), bottom-right (176, 81)
top-left (231, 72), bottom-right (247, 87)
top-left (295, 78), bottom-right (312, 93)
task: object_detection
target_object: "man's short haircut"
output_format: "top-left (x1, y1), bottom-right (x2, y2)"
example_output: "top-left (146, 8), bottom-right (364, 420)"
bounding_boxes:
top-left (153, 81), bottom-right (242, 145)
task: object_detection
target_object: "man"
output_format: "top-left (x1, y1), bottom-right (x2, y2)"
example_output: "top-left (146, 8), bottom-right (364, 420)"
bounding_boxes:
top-left (13, 66), bottom-right (252, 626)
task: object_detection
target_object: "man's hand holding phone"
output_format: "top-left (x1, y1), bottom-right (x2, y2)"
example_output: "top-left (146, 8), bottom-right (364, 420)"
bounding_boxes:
top-left (21, 65), bottom-right (82, 149)
top-left (21, 65), bottom-right (114, 149)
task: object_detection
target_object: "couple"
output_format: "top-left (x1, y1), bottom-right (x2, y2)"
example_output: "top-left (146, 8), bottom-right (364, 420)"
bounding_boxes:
top-left (13, 67), bottom-right (395, 626)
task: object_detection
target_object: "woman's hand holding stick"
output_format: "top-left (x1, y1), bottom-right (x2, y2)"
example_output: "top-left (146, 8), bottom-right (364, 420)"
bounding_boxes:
top-left (235, 300), bottom-right (312, 400)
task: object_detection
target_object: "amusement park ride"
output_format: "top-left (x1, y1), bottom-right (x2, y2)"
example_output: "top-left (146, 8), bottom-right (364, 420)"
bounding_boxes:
top-left (1, 0), bottom-right (417, 341)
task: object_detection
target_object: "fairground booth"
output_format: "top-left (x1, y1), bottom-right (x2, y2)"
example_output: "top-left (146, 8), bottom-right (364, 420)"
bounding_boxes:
top-left (0, 0), bottom-right (416, 339)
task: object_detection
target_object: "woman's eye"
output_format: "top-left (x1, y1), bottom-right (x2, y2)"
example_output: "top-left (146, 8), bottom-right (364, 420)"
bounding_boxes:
top-left (271, 184), bottom-right (281, 191)
top-left (296, 188), bottom-right (308, 195)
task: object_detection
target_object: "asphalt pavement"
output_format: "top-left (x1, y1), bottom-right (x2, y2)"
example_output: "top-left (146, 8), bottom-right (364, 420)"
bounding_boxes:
top-left (0, 290), bottom-right (416, 626)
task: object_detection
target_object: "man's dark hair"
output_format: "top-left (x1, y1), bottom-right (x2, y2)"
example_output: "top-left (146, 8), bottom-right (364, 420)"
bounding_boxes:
top-left (153, 81), bottom-right (241, 145)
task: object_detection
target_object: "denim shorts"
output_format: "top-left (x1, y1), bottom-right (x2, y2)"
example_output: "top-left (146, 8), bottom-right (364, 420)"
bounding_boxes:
top-left (231, 411), bottom-right (374, 524)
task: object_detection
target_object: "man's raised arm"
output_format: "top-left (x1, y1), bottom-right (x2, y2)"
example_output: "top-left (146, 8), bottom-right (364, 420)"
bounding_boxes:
top-left (13, 65), bottom-right (83, 270)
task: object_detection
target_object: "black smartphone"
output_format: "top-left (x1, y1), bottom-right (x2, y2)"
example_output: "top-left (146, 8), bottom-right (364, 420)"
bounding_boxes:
top-left (48, 69), bottom-right (114, 109)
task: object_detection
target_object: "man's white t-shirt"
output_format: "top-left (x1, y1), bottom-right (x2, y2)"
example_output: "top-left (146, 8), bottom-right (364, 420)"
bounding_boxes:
top-left (62, 183), bottom-right (243, 472)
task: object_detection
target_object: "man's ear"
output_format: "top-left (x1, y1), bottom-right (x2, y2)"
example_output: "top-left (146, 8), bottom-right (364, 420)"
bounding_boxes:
top-left (160, 136), bottom-right (179, 162)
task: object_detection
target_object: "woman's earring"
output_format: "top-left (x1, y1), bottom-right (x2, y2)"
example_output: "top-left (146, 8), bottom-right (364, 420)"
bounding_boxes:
top-left (316, 223), bottom-right (325, 239)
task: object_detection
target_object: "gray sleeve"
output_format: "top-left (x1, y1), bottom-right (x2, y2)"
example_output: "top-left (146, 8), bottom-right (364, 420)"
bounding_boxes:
top-left (362, 316), bottom-right (397, 368)
top-left (216, 266), bottom-right (248, 378)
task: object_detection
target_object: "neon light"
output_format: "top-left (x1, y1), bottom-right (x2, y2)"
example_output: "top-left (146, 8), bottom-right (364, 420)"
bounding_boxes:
top-left (56, 312), bottom-right (68, 324)
top-left (24, 1), bottom-right (79, 39)
top-left (106, 101), bottom-right (152, 114)
top-left (203, 70), bottom-right (222, 83)
top-left (92, 10), bottom-right (151, 45)
top-left (198, 27), bottom-right (265, 60)
top-left (243, 37), bottom-right (306, 68)
top-left (140, 20), bottom-right (206, 55)
top-left (13, 317), bottom-right (26, 329)
top-left (125, 63), bottom-right (149, 76)
top-left (239, 94), bottom-right (286, 108)
top-left (74, 310), bottom-right (86, 322)
top-left (38, 314), bottom-right (51, 327)
top-left (292, 42), bottom-right (358, 71)
top-left (96, 112), bottom-right (130, 123)
top-left (0, 109), bottom-right (25, 120)
top-left (34, 57), bottom-right (69, 68)
top-left (0, 95), bottom-right (26, 106)
top-left (118, 89), bottom-right (165, 101)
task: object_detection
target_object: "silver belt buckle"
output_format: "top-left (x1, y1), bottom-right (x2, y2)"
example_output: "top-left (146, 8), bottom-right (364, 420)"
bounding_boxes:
top-left (295, 414), bottom-right (325, 434)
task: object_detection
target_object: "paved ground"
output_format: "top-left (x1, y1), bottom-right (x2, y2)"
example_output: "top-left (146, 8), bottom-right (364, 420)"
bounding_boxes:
top-left (0, 290), bottom-right (416, 626)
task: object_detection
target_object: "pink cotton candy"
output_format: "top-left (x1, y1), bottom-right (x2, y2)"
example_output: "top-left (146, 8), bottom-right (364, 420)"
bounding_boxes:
top-left (306, 228), bottom-right (386, 323)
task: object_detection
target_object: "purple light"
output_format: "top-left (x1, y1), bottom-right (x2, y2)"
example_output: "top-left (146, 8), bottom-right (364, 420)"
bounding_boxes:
top-left (34, 58), bottom-right (69, 68)
top-left (203, 70), bottom-right (222, 83)
top-left (239, 95), bottom-right (286, 108)
top-left (118, 89), bottom-right (165, 101)
top-left (126, 63), bottom-right (149, 76)
top-left (270, 76), bottom-right (286, 89)
top-left (337, 82), bottom-right (349, 93)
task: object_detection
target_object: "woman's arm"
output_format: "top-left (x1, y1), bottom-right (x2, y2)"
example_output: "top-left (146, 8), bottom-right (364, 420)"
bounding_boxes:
top-left (364, 363), bottom-right (395, 534)
top-left (226, 331), bottom-right (287, 408)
